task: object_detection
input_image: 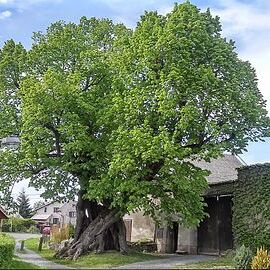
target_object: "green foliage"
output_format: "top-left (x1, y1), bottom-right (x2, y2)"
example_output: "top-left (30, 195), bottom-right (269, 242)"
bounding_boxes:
top-left (2, 217), bottom-right (36, 232)
top-left (17, 189), bottom-right (32, 218)
top-left (233, 245), bottom-right (253, 270)
top-left (0, 233), bottom-right (15, 268)
top-left (0, 40), bottom-right (27, 206)
top-left (251, 247), bottom-right (270, 270)
top-left (87, 2), bottom-right (270, 225)
top-left (1, 257), bottom-right (40, 269)
top-left (27, 225), bottom-right (40, 234)
top-left (233, 164), bottom-right (270, 250)
top-left (69, 224), bottom-right (75, 238)
top-left (0, 2), bottom-right (269, 227)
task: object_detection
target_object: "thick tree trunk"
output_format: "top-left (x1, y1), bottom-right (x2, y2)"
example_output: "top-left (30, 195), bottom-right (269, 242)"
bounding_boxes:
top-left (55, 191), bottom-right (128, 260)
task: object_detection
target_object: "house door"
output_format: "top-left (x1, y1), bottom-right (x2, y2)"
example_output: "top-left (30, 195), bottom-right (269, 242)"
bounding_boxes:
top-left (166, 222), bottom-right (179, 253)
top-left (197, 196), bottom-right (233, 254)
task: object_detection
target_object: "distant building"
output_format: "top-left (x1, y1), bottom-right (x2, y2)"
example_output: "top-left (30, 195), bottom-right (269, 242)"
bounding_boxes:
top-left (0, 205), bottom-right (8, 220)
top-left (0, 205), bottom-right (8, 232)
top-left (0, 136), bottom-right (20, 149)
top-left (31, 201), bottom-right (77, 227)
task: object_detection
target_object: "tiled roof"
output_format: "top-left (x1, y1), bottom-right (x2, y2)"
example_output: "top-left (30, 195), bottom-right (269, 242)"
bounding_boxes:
top-left (192, 154), bottom-right (244, 184)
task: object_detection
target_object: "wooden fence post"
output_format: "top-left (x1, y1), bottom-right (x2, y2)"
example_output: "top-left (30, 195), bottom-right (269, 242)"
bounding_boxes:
top-left (38, 236), bottom-right (43, 251)
top-left (20, 240), bottom-right (25, 251)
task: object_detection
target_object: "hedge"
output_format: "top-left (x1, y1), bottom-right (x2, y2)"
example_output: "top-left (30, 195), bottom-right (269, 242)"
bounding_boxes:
top-left (0, 233), bottom-right (15, 268)
top-left (1, 217), bottom-right (37, 233)
top-left (233, 164), bottom-right (270, 251)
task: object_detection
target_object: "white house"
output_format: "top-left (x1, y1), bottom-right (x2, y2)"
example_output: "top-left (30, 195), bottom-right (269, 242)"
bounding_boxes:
top-left (31, 201), bottom-right (77, 227)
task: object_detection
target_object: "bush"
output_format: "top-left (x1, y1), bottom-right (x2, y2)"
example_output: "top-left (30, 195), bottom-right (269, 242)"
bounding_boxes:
top-left (233, 245), bottom-right (254, 269)
top-left (69, 224), bottom-right (75, 238)
top-left (251, 247), bottom-right (270, 270)
top-left (0, 233), bottom-right (15, 268)
top-left (2, 217), bottom-right (37, 232)
top-left (27, 225), bottom-right (40, 234)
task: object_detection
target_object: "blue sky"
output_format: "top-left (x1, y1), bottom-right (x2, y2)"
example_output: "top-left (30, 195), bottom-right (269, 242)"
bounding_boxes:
top-left (0, 0), bottom-right (269, 200)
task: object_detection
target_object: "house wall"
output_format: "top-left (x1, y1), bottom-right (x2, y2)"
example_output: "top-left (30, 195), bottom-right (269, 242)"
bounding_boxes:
top-left (36, 202), bottom-right (63, 216)
top-left (177, 226), bottom-right (198, 254)
top-left (34, 201), bottom-right (77, 226)
top-left (123, 211), bottom-right (155, 242)
top-left (60, 201), bottom-right (77, 226)
top-left (124, 182), bottom-right (234, 254)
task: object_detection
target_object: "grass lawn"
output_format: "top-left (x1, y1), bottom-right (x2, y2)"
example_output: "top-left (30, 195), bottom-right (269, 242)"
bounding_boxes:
top-left (175, 255), bottom-right (235, 269)
top-left (2, 256), bottom-right (41, 269)
top-left (25, 238), bottom-right (162, 269)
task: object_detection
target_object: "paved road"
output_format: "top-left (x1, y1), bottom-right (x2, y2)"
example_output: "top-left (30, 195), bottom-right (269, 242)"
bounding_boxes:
top-left (8, 232), bottom-right (41, 241)
top-left (9, 232), bottom-right (72, 270)
top-left (8, 233), bottom-right (214, 269)
top-left (116, 254), bottom-right (214, 269)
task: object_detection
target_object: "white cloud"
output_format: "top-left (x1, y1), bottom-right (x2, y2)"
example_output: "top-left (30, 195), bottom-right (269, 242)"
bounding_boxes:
top-left (209, 0), bottom-right (270, 113)
top-left (212, 0), bottom-right (270, 35)
top-left (0, 0), bottom-right (13, 4)
top-left (0, 10), bottom-right (11, 19)
top-left (210, 0), bottom-right (270, 164)
top-left (157, 4), bottom-right (172, 16)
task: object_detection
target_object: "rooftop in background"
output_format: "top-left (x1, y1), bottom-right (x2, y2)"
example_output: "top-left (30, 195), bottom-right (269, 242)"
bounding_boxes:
top-left (0, 135), bottom-right (20, 149)
top-left (0, 205), bottom-right (8, 219)
top-left (193, 154), bottom-right (244, 184)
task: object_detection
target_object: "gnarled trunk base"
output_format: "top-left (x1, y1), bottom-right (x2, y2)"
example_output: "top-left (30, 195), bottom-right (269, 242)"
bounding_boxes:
top-left (55, 192), bottom-right (128, 260)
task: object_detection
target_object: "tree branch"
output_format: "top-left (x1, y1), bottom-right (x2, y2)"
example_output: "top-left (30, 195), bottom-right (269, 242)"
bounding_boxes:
top-left (43, 123), bottom-right (61, 157)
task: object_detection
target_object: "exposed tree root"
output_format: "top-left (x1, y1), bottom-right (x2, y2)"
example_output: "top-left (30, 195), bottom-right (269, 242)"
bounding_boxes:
top-left (55, 191), bottom-right (128, 260)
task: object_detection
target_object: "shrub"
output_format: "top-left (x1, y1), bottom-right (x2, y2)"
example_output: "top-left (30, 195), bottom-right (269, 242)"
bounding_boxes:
top-left (251, 247), bottom-right (270, 270)
top-left (2, 217), bottom-right (37, 232)
top-left (68, 224), bottom-right (75, 238)
top-left (27, 225), bottom-right (40, 234)
top-left (233, 245), bottom-right (253, 269)
top-left (0, 233), bottom-right (15, 268)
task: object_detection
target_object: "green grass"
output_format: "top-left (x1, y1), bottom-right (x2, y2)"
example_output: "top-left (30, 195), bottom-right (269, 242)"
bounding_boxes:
top-left (1, 256), bottom-right (41, 269)
top-left (175, 255), bottom-right (235, 269)
top-left (25, 238), bottom-right (162, 269)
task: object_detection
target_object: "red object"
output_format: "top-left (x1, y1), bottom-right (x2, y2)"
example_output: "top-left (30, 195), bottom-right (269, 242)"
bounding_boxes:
top-left (0, 206), bottom-right (8, 219)
top-left (42, 226), bottom-right (51, 235)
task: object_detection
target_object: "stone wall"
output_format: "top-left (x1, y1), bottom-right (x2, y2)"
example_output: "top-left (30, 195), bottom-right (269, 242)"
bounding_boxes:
top-left (233, 163), bottom-right (270, 250)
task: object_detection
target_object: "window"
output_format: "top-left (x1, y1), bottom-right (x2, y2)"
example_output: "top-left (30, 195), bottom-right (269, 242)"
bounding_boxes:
top-left (53, 218), bottom-right (59, 224)
top-left (44, 207), bottom-right (47, 213)
top-left (69, 211), bottom-right (75, 218)
top-left (53, 207), bottom-right (59, 213)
